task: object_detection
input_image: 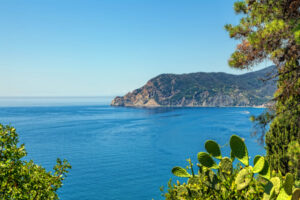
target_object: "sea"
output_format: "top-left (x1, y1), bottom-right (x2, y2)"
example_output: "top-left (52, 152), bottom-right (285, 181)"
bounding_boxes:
top-left (0, 97), bottom-right (265, 200)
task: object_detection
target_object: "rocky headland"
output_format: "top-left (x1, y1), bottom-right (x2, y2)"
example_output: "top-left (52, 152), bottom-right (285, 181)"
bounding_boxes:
top-left (111, 66), bottom-right (276, 107)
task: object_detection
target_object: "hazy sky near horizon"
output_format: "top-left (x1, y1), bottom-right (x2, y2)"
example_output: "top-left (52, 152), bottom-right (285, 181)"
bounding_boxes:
top-left (0, 0), bottom-right (272, 96)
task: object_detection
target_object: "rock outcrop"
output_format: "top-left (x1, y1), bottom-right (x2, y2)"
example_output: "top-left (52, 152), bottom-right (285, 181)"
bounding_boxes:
top-left (111, 66), bottom-right (276, 107)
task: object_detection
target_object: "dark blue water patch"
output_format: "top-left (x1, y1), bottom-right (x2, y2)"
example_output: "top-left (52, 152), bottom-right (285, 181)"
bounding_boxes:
top-left (0, 101), bottom-right (265, 200)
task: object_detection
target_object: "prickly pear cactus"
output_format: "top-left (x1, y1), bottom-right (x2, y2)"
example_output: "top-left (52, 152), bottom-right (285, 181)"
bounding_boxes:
top-left (254, 155), bottom-right (261, 165)
top-left (197, 152), bottom-right (218, 169)
top-left (176, 185), bottom-right (189, 197)
top-left (172, 166), bottom-right (191, 178)
top-left (259, 159), bottom-right (271, 180)
top-left (219, 157), bottom-right (233, 174)
top-left (277, 173), bottom-right (294, 200)
top-left (230, 150), bottom-right (235, 162)
top-left (263, 180), bottom-right (274, 200)
top-left (284, 173), bottom-right (295, 195)
top-left (270, 177), bottom-right (281, 195)
top-left (230, 135), bottom-right (249, 166)
top-left (205, 140), bottom-right (222, 159)
top-left (166, 134), bottom-right (292, 200)
top-left (187, 176), bottom-right (200, 185)
top-left (253, 156), bottom-right (265, 173)
top-left (292, 188), bottom-right (300, 200)
top-left (235, 167), bottom-right (253, 190)
top-left (203, 170), bottom-right (220, 190)
top-left (263, 177), bottom-right (281, 200)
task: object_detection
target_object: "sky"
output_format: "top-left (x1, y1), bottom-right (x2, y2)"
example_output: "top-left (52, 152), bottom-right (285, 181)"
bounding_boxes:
top-left (0, 0), bottom-right (272, 96)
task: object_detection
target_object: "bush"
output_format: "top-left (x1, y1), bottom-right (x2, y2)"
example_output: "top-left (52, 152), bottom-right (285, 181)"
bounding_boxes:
top-left (0, 124), bottom-right (71, 199)
top-left (161, 135), bottom-right (300, 200)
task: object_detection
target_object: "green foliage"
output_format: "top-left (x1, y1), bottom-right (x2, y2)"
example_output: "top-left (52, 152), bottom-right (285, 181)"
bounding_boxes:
top-left (0, 124), bottom-right (71, 199)
top-left (114, 65), bottom-right (277, 107)
top-left (287, 141), bottom-right (300, 181)
top-left (259, 158), bottom-right (271, 180)
top-left (235, 167), bottom-right (253, 190)
top-left (277, 175), bottom-right (293, 200)
top-left (292, 188), bottom-right (300, 200)
top-left (197, 152), bottom-right (218, 169)
top-left (233, 1), bottom-right (247, 14)
top-left (162, 135), bottom-right (300, 199)
top-left (253, 156), bottom-right (265, 173)
top-left (205, 140), bottom-right (222, 159)
top-left (283, 173), bottom-right (294, 196)
top-left (230, 135), bottom-right (249, 166)
top-left (270, 177), bottom-right (281, 195)
top-left (263, 177), bottom-right (281, 200)
top-left (172, 167), bottom-right (191, 178)
top-left (230, 150), bottom-right (235, 161)
top-left (219, 157), bottom-right (232, 174)
top-left (226, 0), bottom-right (300, 178)
top-left (250, 110), bottom-right (275, 144)
top-left (295, 30), bottom-right (300, 45)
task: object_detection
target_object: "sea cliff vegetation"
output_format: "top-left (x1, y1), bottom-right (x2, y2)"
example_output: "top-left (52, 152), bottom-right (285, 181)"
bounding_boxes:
top-left (224, 0), bottom-right (299, 179)
top-left (111, 66), bottom-right (276, 107)
top-left (162, 0), bottom-right (299, 199)
top-left (0, 124), bottom-right (71, 199)
top-left (161, 135), bottom-right (300, 200)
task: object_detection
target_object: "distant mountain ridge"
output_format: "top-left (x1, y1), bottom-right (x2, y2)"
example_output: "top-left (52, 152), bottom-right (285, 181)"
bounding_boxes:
top-left (111, 66), bottom-right (276, 107)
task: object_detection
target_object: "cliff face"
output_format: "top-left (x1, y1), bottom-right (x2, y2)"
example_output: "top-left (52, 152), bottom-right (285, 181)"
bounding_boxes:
top-left (111, 66), bottom-right (277, 107)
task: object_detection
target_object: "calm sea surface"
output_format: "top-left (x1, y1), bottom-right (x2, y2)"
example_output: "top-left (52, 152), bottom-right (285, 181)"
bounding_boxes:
top-left (0, 97), bottom-right (265, 200)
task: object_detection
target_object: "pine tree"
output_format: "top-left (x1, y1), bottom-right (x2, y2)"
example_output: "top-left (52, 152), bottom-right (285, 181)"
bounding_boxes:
top-left (225, 0), bottom-right (300, 177)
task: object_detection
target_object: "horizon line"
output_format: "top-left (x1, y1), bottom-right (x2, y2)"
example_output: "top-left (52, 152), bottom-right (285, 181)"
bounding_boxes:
top-left (0, 95), bottom-right (118, 98)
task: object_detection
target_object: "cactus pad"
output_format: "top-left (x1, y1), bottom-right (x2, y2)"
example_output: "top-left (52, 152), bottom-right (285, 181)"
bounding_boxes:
top-left (277, 173), bottom-right (294, 200)
top-left (292, 188), bottom-right (300, 200)
top-left (270, 177), bottom-right (280, 195)
top-left (277, 189), bottom-right (292, 200)
top-left (235, 167), bottom-right (253, 190)
top-left (284, 173), bottom-right (294, 195)
top-left (230, 135), bottom-right (249, 166)
top-left (258, 159), bottom-right (271, 180)
top-left (219, 157), bottom-right (232, 174)
top-left (263, 177), bottom-right (281, 200)
top-left (253, 155), bottom-right (261, 165)
top-left (262, 180), bottom-right (273, 200)
top-left (253, 156), bottom-right (265, 173)
top-left (188, 176), bottom-right (200, 185)
top-left (230, 150), bottom-right (235, 161)
top-left (205, 140), bottom-right (222, 159)
top-left (172, 166), bottom-right (191, 178)
top-left (203, 170), bottom-right (220, 190)
top-left (197, 152), bottom-right (218, 169)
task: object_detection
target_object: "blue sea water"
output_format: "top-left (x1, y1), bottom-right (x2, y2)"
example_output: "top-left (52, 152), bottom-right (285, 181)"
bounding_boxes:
top-left (0, 97), bottom-right (265, 200)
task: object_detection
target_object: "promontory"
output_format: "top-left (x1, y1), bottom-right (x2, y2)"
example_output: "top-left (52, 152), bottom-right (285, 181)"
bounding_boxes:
top-left (111, 66), bottom-right (276, 107)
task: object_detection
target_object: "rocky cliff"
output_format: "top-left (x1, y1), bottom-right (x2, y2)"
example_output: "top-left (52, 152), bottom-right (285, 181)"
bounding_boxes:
top-left (111, 66), bottom-right (276, 107)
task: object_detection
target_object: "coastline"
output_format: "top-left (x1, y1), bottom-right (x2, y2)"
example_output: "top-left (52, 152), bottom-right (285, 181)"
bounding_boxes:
top-left (110, 104), bottom-right (267, 108)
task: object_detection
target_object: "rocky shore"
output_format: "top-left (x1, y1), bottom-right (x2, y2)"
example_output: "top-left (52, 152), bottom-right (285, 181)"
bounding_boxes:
top-left (111, 66), bottom-right (276, 107)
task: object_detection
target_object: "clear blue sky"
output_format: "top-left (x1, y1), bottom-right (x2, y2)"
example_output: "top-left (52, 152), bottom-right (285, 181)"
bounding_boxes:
top-left (0, 0), bottom-right (271, 96)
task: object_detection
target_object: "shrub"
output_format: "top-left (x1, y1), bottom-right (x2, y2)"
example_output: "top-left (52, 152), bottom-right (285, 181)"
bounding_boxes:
top-left (161, 135), bottom-right (299, 200)
top-left (0, 124), bottom-right (71, 199)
